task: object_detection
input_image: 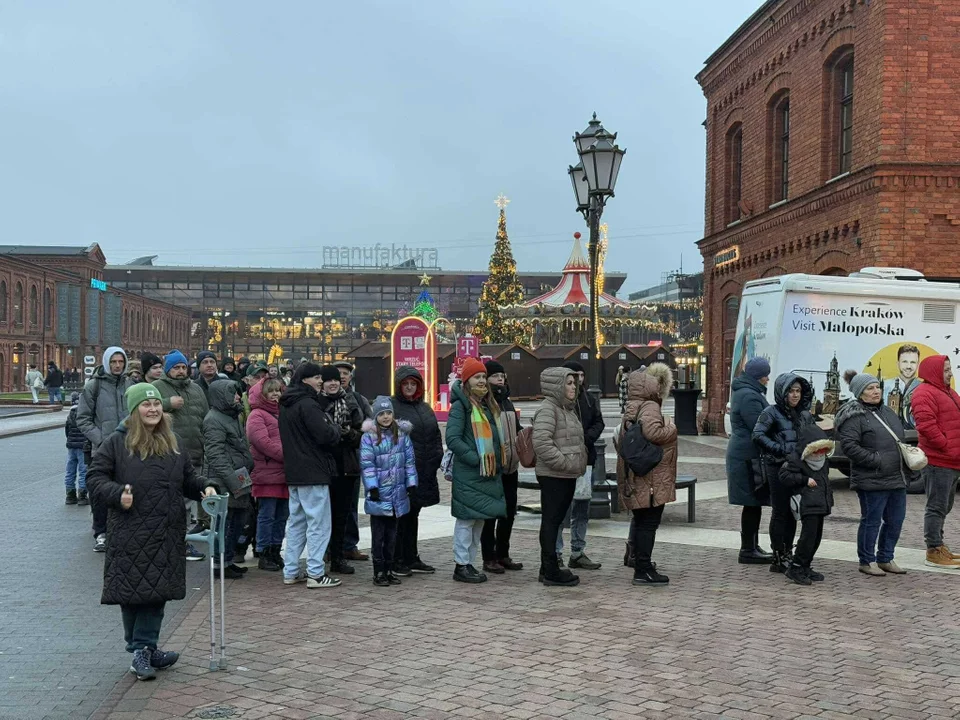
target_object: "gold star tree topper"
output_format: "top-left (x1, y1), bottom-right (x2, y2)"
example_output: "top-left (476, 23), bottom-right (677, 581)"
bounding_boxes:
top-left (495, 193), bottom-right (510, 210)
top-left (418, 272), bottom-right (432, 286)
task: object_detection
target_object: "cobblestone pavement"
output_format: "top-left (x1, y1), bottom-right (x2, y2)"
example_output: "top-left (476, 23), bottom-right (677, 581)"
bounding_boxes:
top-left (0, 429), bottom-right (210, 720)
top-left (96, 533), bottom-right (960, 720)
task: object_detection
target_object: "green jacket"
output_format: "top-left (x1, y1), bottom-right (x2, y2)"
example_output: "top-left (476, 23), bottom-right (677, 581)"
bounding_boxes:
top-left (202, 380), bottom-right (254, 509)
top-left (152, 375), bottom-right (209, 469)
top-left (446, 380), bottom-right (505, 520)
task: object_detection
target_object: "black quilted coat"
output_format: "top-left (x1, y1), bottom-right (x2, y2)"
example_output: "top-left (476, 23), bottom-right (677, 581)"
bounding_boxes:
top-left (86, 426), bottom-right (212, 606)
top-left (391, 366), bottom-right (442, 507)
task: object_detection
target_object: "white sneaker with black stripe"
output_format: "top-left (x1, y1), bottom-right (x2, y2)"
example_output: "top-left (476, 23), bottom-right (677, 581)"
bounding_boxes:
top-left (93, 533), bottom-right (106, 553)
top-left (306, 574), bottom-right (341, 589)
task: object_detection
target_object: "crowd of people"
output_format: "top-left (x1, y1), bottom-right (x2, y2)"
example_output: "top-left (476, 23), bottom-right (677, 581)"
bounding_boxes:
top-left (63, 346), bottom-right (679, 679)
top-left (725, 353), bottom-right (960, 586)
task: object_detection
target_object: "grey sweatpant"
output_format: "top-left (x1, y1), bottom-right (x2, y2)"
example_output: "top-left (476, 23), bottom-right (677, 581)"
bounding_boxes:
top-left (924, 465), bottom-right (960, 549)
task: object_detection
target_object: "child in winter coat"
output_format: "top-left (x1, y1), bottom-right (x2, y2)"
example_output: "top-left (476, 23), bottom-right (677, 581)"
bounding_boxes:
top-left (360, 396), bottom-right (418, 587)
top-left (777, 424), bottom-right (835, 586)
top-left (64, 392), bottom-right (88, 506)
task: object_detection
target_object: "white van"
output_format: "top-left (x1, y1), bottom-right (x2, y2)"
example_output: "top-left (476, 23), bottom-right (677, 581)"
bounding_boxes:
top-left (728, 268), bottom-right (957, 473)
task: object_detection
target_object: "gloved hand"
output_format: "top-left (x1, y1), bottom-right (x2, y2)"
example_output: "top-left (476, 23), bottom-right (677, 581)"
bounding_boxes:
top-left (369, 487), bottom-right (380, 502)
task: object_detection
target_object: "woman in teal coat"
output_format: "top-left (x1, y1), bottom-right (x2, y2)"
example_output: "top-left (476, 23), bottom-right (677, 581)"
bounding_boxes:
top-left (446, 358), bottom-right (506, 584)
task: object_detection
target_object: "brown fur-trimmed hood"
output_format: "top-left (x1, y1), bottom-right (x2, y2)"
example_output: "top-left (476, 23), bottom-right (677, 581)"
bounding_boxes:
top-left (627, 363), bottom-right (673, 402)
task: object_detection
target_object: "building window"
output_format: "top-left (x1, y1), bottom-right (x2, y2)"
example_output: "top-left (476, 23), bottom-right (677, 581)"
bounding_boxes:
top-left (0, 281), bottom-right (6, 322)
top-left (14, 282), bottom-right (23, 325)
top-left (29, 286), bottom-right (38, 325)
top-left (726, 124), bottom-right (743, 224)
top-left (838, 58), bottom-right (854, 174)
top-left (723, 296), bottom-right (740, 332)
top-left (44, 288), bottom-right (52, 329)
top-left (777, 99), bottom-right (790, 201)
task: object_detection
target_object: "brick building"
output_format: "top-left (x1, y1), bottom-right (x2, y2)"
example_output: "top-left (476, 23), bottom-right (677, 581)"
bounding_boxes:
top-left (0, 245), bottom-right (190, 392)
top-left (696, 0), bottom-right (960, 431)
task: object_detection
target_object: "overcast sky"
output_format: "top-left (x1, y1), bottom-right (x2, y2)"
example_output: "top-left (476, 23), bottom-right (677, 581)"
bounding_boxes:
top-left (0, 1), bottom-right (763, 294)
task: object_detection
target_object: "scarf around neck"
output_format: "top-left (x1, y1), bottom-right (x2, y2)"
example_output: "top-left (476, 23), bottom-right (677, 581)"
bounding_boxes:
top-left (326, 387), bottom-right (349, 426)
top-left (470, 398), bottom-right (504, 478)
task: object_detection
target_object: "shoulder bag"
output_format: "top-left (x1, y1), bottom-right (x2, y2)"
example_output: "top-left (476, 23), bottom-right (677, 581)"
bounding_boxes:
top-left (872, 412), bottom-right (928, 472)
top-left (618, 405), bottom-right (663, 478)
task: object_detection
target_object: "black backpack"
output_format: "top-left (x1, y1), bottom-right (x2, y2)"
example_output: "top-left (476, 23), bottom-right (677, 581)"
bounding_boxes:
top-left (618, 407), bottom-right (663, 477)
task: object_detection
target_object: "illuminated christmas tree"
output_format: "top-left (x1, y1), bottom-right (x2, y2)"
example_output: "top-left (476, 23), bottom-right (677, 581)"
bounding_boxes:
top-left (411, 273), bottom-right (438, 323)
top-left (475, 194), bottom-right (525, 344)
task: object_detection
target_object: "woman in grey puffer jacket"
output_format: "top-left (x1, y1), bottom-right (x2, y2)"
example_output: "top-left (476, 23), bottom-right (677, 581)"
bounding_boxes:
top-left (532, 367), bottom-right (587, 587)
top-left (835, 370), bottom-right (908, 577)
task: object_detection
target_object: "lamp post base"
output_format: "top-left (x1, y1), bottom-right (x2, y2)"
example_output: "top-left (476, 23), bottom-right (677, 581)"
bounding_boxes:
top-left (671, 388), bottom-right (701, 436)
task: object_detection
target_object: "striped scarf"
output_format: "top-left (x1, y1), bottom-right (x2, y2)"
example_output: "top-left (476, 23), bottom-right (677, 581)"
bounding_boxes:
top-left (470, 401), bottom-right (504, 478)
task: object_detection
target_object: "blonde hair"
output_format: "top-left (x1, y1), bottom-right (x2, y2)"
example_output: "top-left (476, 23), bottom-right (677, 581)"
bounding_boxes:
top-left (125, 406), bottom-right (180, 460)
top-left (262, 378), bottom-right (285, 396)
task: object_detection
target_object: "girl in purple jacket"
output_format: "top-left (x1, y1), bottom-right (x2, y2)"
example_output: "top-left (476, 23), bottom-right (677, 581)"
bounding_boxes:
top-left (360, 396), bottom-right (418, 587)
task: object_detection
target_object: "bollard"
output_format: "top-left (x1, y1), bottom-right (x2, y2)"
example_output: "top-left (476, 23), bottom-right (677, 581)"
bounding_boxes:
top-left (589, 437), bottom-right (611, 519)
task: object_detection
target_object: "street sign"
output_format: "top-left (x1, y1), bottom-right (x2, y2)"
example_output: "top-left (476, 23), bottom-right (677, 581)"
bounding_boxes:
top-left (84, 367), bottom-right (94, 377)
top-left (83, 355), bottom-right (96, 366)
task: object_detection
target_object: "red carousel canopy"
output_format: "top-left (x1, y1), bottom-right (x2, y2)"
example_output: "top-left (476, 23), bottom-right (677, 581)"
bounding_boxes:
top-left (522, 234), bottom-right (630, 309)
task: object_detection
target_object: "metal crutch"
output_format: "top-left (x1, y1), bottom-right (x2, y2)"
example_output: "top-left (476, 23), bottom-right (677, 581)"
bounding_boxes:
top-left (188, 494), bottom-right (229, 671)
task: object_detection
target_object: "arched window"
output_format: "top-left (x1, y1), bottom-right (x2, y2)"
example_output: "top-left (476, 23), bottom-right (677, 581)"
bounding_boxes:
top-left (838, 57), bottom-right (854, 174)
top-left (724, 296), bottom-right (740, 332)
top-left (823, 48), bottom-right (854, 179)
top-left (13, 282), bottom-right (23, 325)
top-left (768, 93), bottom-right (790, 203)
top-left (29, 285), bottom-right (38, 325)
top-left (44, 288), bottom-right (52, 328)
top-left (0, 280), bottom-right (6, 322)
top-left (725, 124), bottom-right (743, 224)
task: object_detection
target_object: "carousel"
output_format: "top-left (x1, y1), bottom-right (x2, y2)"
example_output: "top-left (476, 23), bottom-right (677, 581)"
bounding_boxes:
top-left (500, 232), bottom-right (663, 347)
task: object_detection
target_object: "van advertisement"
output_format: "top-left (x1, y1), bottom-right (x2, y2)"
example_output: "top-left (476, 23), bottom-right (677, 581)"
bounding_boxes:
top-left (778, 292), bottom-right (953, 426)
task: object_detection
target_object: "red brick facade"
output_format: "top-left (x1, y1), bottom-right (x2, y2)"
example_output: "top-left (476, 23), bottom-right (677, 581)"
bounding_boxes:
top-left (697, 0), bottom-right (960, 431)
top-left (0, 245), bottom-right (190, 392)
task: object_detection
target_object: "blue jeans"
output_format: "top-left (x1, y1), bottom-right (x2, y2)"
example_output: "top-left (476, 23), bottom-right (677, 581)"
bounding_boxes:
top-left (857, 489), bottom-right (907, 564)
top-left (453, 518), bottom-right (484, 565)
top-left (256, 497), bottom-right (290, 552)
top-left (284, 485), bottom-right (332, 580)
top-left (65, 448), bottom-right (87, 492)
top-left (556, 498), bottom-right (589, 556)
top-left (48, 388), bottom-right (63, 403)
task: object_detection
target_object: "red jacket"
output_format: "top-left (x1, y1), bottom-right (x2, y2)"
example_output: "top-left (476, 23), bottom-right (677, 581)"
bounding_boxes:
top-left (246, 380), bottom-right (288, 499)
top-left (911, 355), bottom-right (960, 470)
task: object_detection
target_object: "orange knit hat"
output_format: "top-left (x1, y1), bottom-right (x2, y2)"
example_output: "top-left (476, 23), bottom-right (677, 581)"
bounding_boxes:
top-left (461, 357), bottom-right (487, 384)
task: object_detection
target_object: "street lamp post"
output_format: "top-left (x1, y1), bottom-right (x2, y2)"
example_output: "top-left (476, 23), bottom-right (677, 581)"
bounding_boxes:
top-left (569, 113), bottom-right (626, 403)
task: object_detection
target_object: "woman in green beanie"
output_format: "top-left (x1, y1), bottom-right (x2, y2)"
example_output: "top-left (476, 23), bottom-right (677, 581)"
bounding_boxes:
top-left (87, 383), bottom-right (219, 681)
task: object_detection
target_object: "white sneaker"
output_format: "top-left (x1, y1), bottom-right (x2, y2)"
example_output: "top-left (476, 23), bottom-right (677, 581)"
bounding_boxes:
top-left (306, 575), bottom-right (341, 589)
top-left (283, 572), bottom-right (308, 585)
top-left (93, 534), bottom-right (106, 553)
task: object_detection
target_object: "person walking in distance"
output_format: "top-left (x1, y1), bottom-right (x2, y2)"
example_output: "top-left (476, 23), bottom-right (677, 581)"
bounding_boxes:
top-left (45, 361), bottom-right (64, 404)
top-left (752, 373), bottom-right (814, 573)
top-left (202, 380), bottom-right (255, 580)
top-left (360, 396), bottom-right (418, 586)
top-left (836, 370), bottom-right (909, 577)
top-left (724, 357), bottom-right (774, 566)
top-left (909, 355), bottom-right (960, 569)
top-left (556, 361), bottom-right (605, 571)
top-left (391, 366), bottom-right (442, 575)
top-left (86, 383), bottom-right (219, 681)
top-left (446, 358), bottom-right (506, 584)
top-left (77, 346), bottom-right (133, 552)
top-left (278, 362), bottom-right (343, 588)
top-left (533, 367), bottom-right (588, 587)
top-left (26, 364), bottom-right (43, 404)
top-left (333, 360), bottom-right (373, 563)
top-left (152, 350), bottom-right (210, 561)
top-left (247, 377), bottom-right (288, 572)
top-left (616, 364), bottom-right (677, 586)
top-left (64, 391), bottom-right (89, 506)
top-left (480, 361), bottom-right (524, 573)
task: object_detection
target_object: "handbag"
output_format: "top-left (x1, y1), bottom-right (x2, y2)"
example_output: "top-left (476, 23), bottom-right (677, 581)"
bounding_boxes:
top-left (32, 375), bottom-right (43, 390)
top-left (574, 466), bottom-right (593, 501)
top-left (618, 407), bottom-right (663, 478)
top-left (872, 411), bottom-right (928, 472)
top-left (750, 456), bottom-right (772, 491)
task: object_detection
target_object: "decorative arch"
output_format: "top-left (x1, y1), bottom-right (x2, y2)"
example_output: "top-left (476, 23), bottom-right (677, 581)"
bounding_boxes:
top-left (813, 249), bottom-right (851, 274)
top-left (761, 265), bottom-right (788, 278)
top-left (820, 25), bottom-right (855, 57)
top-left (764, 71), bottom-right (792, 97)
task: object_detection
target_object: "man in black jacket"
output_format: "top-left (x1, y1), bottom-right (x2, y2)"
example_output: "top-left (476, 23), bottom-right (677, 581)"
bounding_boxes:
top-left (278, 362), bottom-right (343, 588)
top-left (558, 361), bottom-right (605, 570)
top-left (45, 361), bottom-right (64, 404)
top-left (334, 360), bottom-right (372, 563)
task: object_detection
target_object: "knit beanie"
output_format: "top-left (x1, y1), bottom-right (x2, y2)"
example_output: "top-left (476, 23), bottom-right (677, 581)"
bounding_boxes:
top-left (125, 360), bottom-right (142, 376)
top-left (484, 359), bottom-right (506, 377)
top-left (196, 350), bottom-right (217, 366)
top-left (320, 365), bottom-right (341, 383)
top-left (163, 350), bottom-right (189, 374)
top-left (744, 357), bottom-right (771, 380)
top-left (141, 352), bottom-right (163, 375)
top-left (844, 369), bottom-right (877, 400)
top-left (292, 362), bottom-right (322, 385)
top-left (372, 395), bottom-right (394, 417)
top-left (562, 360), bottom-right (586, 374)
top-left (125, 383), bottom-right (162, 414)
top-left (461, 357), bottom-right (487, 384)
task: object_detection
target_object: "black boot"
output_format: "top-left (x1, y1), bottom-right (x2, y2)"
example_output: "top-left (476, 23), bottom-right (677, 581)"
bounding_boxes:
top-left (753, 533), bottom-right (772, 558)
top-left (453, 564), bottom-right (484, 583)
top-left (769, 550), bottom-right (788, 574)
top-left (77, 489), bottom-right (89, 506)
top-left (538, 554), bottom-right (579, 587)
top-left (271, 545), bottom-right (285, 568)
top-left (623, 542), bottom-right (635, 568)
top-left (739, 533), bottom-right (772, 564)
top-left (65, 490), bottom-right (78, 505)
top-left (373, 564), bottom-right (390, 586)
top-left (258, 548), bottom-right (280, 571)
top-left (785, 563), bottom-right (812, 586)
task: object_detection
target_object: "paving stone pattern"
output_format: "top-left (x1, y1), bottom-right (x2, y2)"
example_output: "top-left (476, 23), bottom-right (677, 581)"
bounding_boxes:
top-left (95, 533), bottom-right (960, 720)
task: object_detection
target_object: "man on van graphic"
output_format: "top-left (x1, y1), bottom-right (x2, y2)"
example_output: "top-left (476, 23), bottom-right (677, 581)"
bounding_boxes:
top-left (883, 344), bottom-right (920, 427)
